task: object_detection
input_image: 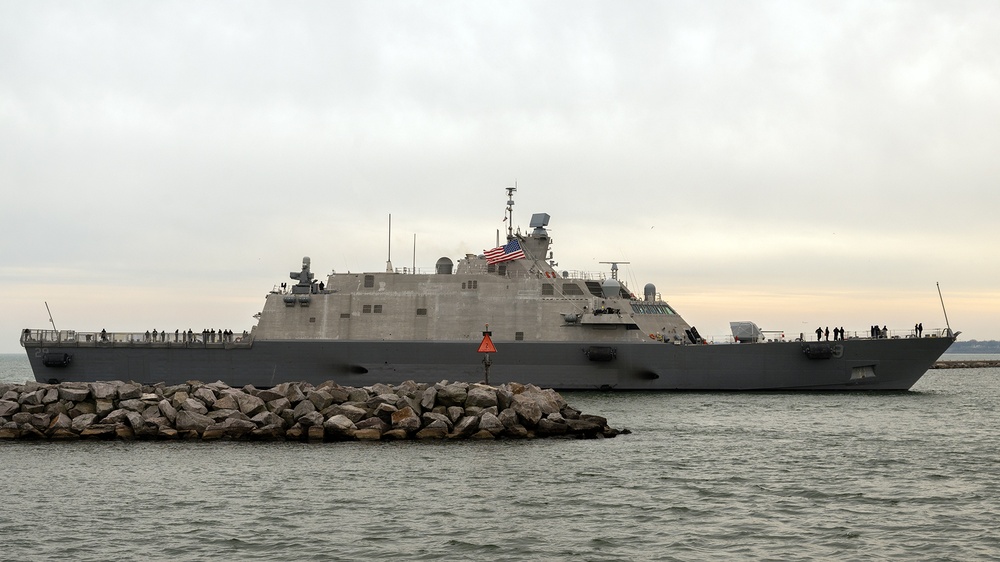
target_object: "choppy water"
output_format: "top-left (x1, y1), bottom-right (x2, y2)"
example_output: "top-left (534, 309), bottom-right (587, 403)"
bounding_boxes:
top-left (2, 353), bottom-right (999, 561)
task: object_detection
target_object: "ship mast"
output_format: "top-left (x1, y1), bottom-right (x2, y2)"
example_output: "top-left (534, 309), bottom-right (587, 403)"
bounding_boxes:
top-left (505, 185), bottom-right (516, 240)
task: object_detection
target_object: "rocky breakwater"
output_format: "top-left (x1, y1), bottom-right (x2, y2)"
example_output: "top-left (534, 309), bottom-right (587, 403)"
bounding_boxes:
top-left (0, 379), bottom-right (626, 442)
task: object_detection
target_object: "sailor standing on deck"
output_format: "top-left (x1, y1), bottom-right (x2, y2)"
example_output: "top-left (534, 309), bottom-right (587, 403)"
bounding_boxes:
top-left (816, 327), bottom-right (823, 341)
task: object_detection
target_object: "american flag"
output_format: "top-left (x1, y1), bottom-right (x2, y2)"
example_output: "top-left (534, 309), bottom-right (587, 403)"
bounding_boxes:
top-left (484, 238), bottom-right (526, 265)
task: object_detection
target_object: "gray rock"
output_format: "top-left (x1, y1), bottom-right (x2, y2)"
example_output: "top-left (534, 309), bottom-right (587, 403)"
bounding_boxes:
top-left (347, 388), bottom-right (369, 402)
top-left (511, 394), bottom-right (542, 426)
top-left (416, 426), bottom-right (448, 439)
top-left (466, 385), bottom-right (498, 409)
top-left (564, 417), bottom-right (603, 436)
top-left (235, 392), bottom-right (266, 417)
top-left (192, 386), bottom-right (217, 406)
top-left (537, 416), bottom-right (568, 435)
top-left (212, 393), bottom-right (240, 411)
top-left (355, 417), bottom-right (388, 433)
top-left (451, 415), bottom-right (479, 437)
top-left (436, 383), bottom-right (468, 407)
top-left (267, 397), bottom-right (291, 414)
top-left (292, 399), bottom-right (316, 420)
top-left (48, 412), bottom-right (72, 431)
top-left (68, 401), bottom-right (96, 417)
top-left (325, 387), bottom-right (350, 404)
top-left (323, 414), bottom-right (356, 439)
top-left (371, 383), bottom-right (394, 396)
top-left (205, 417), bottom-right (257, 438)
top-left (250, 411), bottom-right (285, 428)
top-left (498, 408), bottom-right (520, 429)
top-left (95, 399), bottom-right (115, 417)
top-left (446, 406), bottom-right (465, 423)
top-left (420, 387), bottom-right (437, 411)
top-left (307, 390), bottom-right (334, 411)
top-left (118, 382), bottom-right (142, 400)
top-left (0, 400), bottom-right (18, 417)
top-left (298, 411), bottom-right (324, 427)
top-left (175, 410), bottom-right (214, 433)
top-left (125, 411), bottom-right (146, 431)
top-left (57, 386), bottom-right (91, 402)
top-left (180, 398), bottom-right (209, 415)
top-left (255, 388), bottom-right (285, 403)
top-left (41, 388), bottom-right (59, 404)
top-left (119, 399), bottom-right (145, 412)
top-left (375, 403), bottom-right (398, 425)
top-left (353, 427), bottom-right (382, 441)
top-left (421, 412), bottom-right (453, 430)
top-left (71, 413), bottom-right (98, 432)
top-left (18, 390), bottom-right (42, 406)
top-left (391, 406), bottom-right (421, 433)
top-left (478, 412), bottom-right (505, 435)
top-left (323, 404), bottom-right (367, 423)
top-left (158, 399), bottom-right (178, 423)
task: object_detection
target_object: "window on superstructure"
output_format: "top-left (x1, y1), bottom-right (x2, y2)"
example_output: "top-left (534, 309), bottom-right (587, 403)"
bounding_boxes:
top-left (542, 284), bottom-right (554, 296)
top-left (487, 264), bottom-right (496, 273)
top-left (364, 275), bottom-right (374, 288)
top-left (374, 305), bottom-right (382, 313)
top-left (340, 313), bottom-right (351, 319)
top-left (515, 331), bottom-right (524, 341)
top-left (363, 305), bottom-right (372, 313)
top-left (462, 280), bottom-right (478, 290)
top-left (562, 283), bottom-right (584, 296)
top-left (416, 308), bottom-right (427, 316)
top-left (498, 265), bottom-right (507, 276)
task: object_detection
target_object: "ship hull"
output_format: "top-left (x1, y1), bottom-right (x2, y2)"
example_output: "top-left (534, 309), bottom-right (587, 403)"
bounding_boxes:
top-left (23, 336), bottom-right (954, 391)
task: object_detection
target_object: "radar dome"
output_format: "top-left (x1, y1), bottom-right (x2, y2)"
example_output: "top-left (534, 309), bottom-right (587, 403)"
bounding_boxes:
top-left (435, 257), bottom-right (453, 275)
top-left (644, 283), bottom-right (656, 301)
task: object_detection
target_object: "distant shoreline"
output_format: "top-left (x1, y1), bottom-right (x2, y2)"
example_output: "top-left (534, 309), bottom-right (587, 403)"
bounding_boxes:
top-left (932, 360), bottom-right (1000, 369)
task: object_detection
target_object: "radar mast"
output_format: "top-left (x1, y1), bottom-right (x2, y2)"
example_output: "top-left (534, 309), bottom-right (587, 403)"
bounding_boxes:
top-left (504, 185), bottom-right (516, 239)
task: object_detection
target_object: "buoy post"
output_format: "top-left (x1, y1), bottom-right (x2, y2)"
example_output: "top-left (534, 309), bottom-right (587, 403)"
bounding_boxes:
top-left (477, 324), bottom-right (497, 385)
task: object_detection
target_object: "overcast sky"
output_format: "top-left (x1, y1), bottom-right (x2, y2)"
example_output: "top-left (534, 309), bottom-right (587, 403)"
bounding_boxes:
top-left (2, 1), bottom-right (998, 353)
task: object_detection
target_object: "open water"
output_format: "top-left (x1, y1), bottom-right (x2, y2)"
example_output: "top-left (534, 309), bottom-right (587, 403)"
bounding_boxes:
top-left (2, 353), bottom-right (999, 561)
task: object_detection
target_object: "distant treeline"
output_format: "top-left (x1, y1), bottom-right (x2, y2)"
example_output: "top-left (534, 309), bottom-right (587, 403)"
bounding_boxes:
top-left (945, 340), bottom-right (1000, 354)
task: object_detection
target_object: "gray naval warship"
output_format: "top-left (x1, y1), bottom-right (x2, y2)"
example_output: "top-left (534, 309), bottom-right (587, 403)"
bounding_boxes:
top-left (22, 191), bottom-right (955, 390)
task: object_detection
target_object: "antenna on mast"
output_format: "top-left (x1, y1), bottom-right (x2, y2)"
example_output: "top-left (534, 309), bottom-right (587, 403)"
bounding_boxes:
top-left (937, 282), bottom-right (954, 337)
top-left (599, 261), bottom-right (630, 280)
top-left (386, 213), bottom-right (393, 273)
top-left (45, 301), bottom-right (57, 332)
top-left (505, 185), bottom-right (517, 239)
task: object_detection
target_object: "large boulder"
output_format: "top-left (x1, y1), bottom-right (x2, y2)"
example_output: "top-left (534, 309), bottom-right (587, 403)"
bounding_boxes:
top-left (180, 398), bottom-right (209, 415)
top-left (57, 385), bottom-right (91, 402)
top-left (0, 400), bottom-right (18, 417)
top-left (89, 382), bottom-right (119, 400)
top-left (323, 414), bottom-right (356, 439)
top-left (511, 394), bottom-right (542, 426)
top-left (158, 399), bottom-right (178, 423)
top-left (291, 399), bottom-right (316, 421)
top-left (466, 385), bottom-right (498, 409)
top-left (192, 387), bottom-right (217, 406)
top-left (478, 412), bottom-right (505, 436)
top-left (175, 410), bottom-right (214, 433)
top-left (420, 387), bottom-right (437, 411)
top-left (71, 413), bottom-right (98, 432)
top-left (436, 383), bottom-right (468, 407)
top-left (391, 406), bottom-right (421, 433)
top-left (118, 383), bottom-right (142, 401)
top-left (212, 393), bottom-right (240, 411)
top-left (235, 392), bottom-right (266, 417)
top-left (451, 415), bottom-right (479, 437)
top-left (323, 404), bottom-right (368, 423)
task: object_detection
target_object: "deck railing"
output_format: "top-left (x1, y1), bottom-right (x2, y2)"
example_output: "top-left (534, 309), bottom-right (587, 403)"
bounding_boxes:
top-left (20, 329), bottom-right (254, 349)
